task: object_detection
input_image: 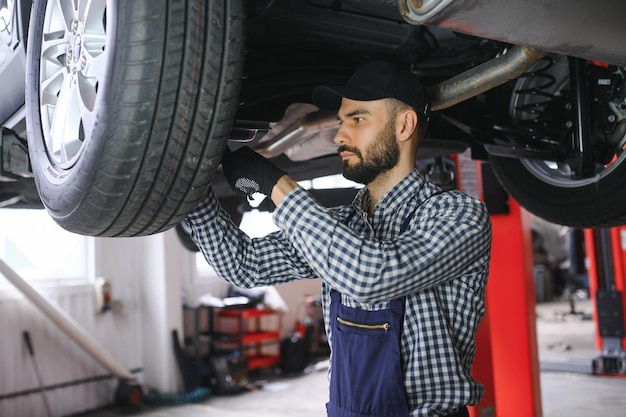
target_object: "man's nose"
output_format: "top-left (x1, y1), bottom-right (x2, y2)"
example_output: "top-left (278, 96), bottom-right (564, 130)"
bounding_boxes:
top-left (334, 126), bottom-right (349, 146)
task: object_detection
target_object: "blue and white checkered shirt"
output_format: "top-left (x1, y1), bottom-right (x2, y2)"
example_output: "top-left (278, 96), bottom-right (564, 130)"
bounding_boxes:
top-left (187, 168), bottom-right (492, 416)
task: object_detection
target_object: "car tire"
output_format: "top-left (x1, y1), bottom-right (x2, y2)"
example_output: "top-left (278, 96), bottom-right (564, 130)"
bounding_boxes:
top-left (25, 0), bottom-right (245, 236)
top-left (488, 154), bottom-right (626, 227)
top-left (488, 55), bottom-right (626, 228)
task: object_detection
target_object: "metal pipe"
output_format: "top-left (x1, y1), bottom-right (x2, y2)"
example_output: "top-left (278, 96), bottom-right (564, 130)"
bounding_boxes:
top-left (252, 47), bottom-right (544, 158)
top-left (255, 105), bottom-right (339, 159)
top-left (428, 45), bottom-right (545, 111)
top-left (23, 331), bottom-right (53, 417)
top-left (0, 258), bottom-right (136, 381)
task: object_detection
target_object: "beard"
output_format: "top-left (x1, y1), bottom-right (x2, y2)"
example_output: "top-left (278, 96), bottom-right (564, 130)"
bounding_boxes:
top-left (340, 119), bottom-right (400, 185)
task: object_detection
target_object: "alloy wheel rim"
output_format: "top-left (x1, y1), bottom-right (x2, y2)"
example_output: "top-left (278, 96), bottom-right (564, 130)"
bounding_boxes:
top-left (39, 0), bottom-right (108, 169)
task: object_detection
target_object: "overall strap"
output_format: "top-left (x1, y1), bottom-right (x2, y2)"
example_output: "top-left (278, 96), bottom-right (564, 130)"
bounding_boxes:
top-left (333, 191), bottom-right (444, 308)
top-left (392, 190), bottom-right (444, 310)
top-left (399, 212), bottom-right (414, 234)
top-left (399, 190), bottom-right (444, 234)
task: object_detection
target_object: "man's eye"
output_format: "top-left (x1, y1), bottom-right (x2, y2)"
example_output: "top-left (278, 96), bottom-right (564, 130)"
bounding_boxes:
top-left (354, 117), bottom-right (364, 123)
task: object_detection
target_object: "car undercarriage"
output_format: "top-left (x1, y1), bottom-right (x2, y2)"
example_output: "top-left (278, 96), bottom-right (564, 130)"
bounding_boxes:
top-left (2, 0), bottom-right (626, 235)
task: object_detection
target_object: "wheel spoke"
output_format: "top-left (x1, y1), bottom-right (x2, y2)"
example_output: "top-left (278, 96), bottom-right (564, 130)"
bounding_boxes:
top-left (81, 0), bottom-right (106, 33)
top-left (39, 0), bottom-right (108, 168)
top-left (81, 0), bottom-right (107, 81)
top-left (77, 73), bottom-right (97, 130)
top-left (40, 66), bottom-right (65, 108)
top-left (40, 37), bottom-right (68, 79)
top-left (47, 0), bottom-right (74, 37)
top-left (83, 49), bottom-right (107, 83)
top-left (48, 76), bottom-right (73, 165)
top-left (48, 75), bottom-right (85, 166)
top-left (77, 0), bottom-right (89, 20)
top-left (82, 31), bottom-right (106, 58)
top-left (80, 105), bottom-right (98, 142)
top-left (77, 72), bottom-right (96, 110)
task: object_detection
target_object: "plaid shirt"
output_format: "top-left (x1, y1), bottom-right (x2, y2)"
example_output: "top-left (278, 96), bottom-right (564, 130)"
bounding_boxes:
top-left (187, 168), bottom-right (492, 416)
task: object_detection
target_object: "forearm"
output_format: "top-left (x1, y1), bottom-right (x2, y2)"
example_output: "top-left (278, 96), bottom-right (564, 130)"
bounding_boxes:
top-left (271, 175), bottom-right (299, 207)
top-left (187, 193), bottom-right (259, 288)
top-left (187, 189), bottom-right (315, 288)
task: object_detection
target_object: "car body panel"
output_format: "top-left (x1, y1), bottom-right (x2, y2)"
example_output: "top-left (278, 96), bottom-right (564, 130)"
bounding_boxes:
top-left (399, 0), bottom-right (626, 67)
top-left (0, 0), bottom-right (27, 124)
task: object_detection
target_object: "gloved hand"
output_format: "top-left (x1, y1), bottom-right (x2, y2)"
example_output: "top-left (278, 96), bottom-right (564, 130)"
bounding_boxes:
top-left (221, 146), bottom-right (286, 196)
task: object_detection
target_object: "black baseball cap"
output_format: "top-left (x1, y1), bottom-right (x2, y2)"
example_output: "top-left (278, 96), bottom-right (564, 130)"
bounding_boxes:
top-left (312, 61), bottom-right (431, 118)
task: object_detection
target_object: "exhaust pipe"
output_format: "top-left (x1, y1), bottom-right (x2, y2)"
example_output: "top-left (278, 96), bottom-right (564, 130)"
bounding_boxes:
top-left (254, 103), bottom-right (339, 159)
top-left (428, 45), bottom-right (545, 111)
top-left (250, 46), bottom-right (544, 157)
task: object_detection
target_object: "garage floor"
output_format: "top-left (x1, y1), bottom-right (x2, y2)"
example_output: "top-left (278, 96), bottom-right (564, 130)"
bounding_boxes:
top-left (78, 298), bottom-right (626, 417)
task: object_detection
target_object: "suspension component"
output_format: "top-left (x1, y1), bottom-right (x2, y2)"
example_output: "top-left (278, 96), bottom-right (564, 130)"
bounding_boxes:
top-left (568, 56), bottom-right (596, 178)
top-left (514, 56), bottom-right (557, 126)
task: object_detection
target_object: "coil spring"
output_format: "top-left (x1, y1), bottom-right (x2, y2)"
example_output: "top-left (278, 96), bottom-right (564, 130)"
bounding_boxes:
top-left (514, 56), bottom-right (557, 126)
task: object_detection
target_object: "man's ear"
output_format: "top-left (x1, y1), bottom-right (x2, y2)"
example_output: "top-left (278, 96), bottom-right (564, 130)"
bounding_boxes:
top-left (397, 109), bottom-right (419, 142)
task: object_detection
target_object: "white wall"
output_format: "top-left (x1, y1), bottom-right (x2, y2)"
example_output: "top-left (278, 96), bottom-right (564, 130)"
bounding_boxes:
top-left (0, 221), bottom-right (322, 416)
top-left (0, 229), bottom-right (189, 416)
top-left (137, 231), bottom-right (184, 393)
top-left (0, 234), bottom-right (149, 417)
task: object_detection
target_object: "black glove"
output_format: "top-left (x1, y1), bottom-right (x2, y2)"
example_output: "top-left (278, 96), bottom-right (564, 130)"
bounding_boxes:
top-left (221, 146), bottom-right (286, 196)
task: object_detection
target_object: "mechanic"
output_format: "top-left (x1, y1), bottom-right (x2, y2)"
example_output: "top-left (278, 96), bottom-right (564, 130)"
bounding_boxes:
top-left (187, 61), bottom-right (492, 417)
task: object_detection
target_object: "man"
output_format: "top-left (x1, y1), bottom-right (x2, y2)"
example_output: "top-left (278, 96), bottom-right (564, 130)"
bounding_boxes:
top-left (187, 61), bottom-right (492, 417)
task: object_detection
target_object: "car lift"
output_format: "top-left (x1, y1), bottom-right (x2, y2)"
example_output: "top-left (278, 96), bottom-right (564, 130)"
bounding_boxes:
top-left (456, 56), bottom-right (626, 417)
top-left (449, 164), bottom-right (626, 417)
top-left (585, 227), bottom-right (626, 375)
top-left (448, 152), bottom-right (542, 417)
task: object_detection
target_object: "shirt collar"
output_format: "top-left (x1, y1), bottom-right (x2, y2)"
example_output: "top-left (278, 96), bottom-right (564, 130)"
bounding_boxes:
top-left (352, 168), bottom-right (431, 214)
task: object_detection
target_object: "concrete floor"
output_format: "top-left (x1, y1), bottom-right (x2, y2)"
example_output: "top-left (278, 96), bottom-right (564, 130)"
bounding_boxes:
top-left (535, 298), bottom-right (626, 417)
top-left (77, 298), bottom-right (626, 417)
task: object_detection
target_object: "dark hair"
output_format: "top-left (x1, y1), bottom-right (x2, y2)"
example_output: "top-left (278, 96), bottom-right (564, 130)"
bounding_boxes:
top-left (385, 98), bottom-right (429, 144)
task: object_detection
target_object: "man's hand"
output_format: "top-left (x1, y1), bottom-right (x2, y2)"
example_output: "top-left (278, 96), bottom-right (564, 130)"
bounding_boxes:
top-left (221, 146), bottom-right (286, 197)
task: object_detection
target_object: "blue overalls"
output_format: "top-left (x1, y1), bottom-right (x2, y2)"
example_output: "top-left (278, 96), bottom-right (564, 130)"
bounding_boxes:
top-left (325, 206), bottom-right (416, 417)
top-left (325, 193), bottom-right (470, 417)
top-left (326, 290), bottom-right (408, 417)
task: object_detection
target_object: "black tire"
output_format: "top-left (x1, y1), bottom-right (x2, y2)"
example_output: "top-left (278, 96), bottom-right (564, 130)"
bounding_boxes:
top-left (489, 55), bottom-right (626, 228)
top-left (488, 155), bottom-right (626, 227)
top-left (25, 0), bottom-right (245, 236)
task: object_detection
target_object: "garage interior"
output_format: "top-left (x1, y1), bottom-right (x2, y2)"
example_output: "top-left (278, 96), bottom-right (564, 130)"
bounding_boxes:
top-left (3, 0), bottom-right (626, 415)
top-left (2, 158), bottom-right (626, 417)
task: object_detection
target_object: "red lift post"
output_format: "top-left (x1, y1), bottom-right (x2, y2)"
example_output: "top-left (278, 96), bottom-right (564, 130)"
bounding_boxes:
top-left (585, 227), bottom-right (626, 375)
top-left (486, 193), bottom-right (543, 417)
top-left (454, 154), bottom-right (543, 417)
